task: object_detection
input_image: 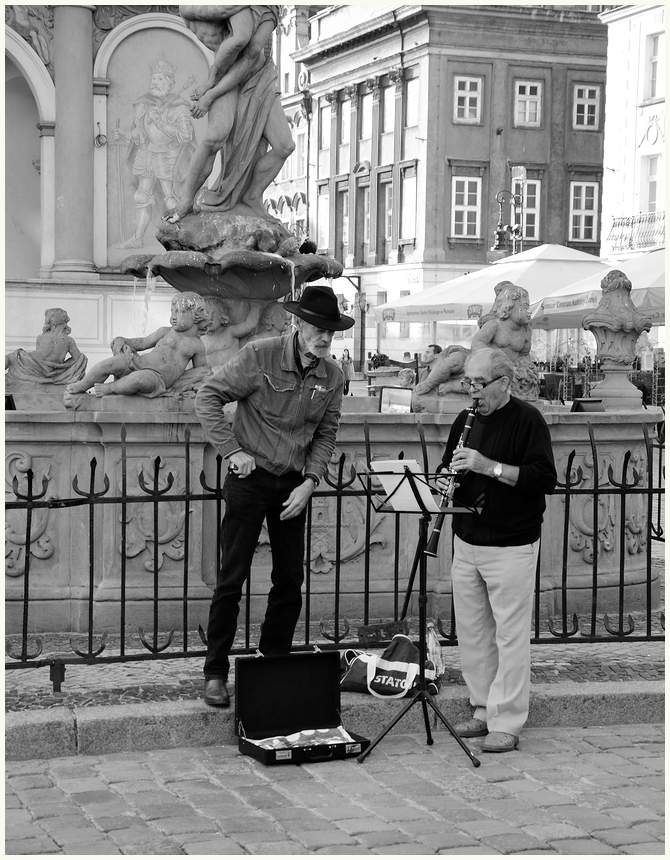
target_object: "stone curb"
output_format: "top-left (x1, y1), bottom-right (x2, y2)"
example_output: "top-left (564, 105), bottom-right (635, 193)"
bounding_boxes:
top-left (5, 680), bottom-right (663, 761)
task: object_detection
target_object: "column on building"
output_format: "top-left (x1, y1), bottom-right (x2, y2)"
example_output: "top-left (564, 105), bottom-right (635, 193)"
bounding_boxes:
top-left (52, 4), bottom-right (96, 279)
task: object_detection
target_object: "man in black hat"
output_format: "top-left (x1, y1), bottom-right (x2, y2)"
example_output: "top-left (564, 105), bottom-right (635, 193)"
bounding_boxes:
top-left (195, 285), bottom-right (355, 706)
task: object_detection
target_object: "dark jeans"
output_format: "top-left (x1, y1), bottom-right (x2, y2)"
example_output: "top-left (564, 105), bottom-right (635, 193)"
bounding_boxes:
top-left (204, 466), bottom-right (307, 680)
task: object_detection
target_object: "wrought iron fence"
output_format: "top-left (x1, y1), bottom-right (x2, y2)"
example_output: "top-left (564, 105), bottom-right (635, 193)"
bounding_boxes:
top-left (5, 421), bottom-right (665, 692)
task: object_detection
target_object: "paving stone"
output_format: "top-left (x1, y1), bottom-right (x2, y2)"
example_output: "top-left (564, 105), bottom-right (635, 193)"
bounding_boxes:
top-left (289, 829), bottom-right (358, 849)
top-left (179, 838), bottom-right (248, 854)
top-left (368, 844), bottom-right (439, 854)
top-left (8, 774), bottom-right (54, 790)
top-left (55, 778), bottom-right (110, 795)
top-left (334, 817), bottom-right (394, 835)
top-left (230, 829), bottom-right (312, 847)
top-left (4, 837), bottom-right (61, 854)
top-left (93, 814), bottom-right (142, 831)
top-left (314, 846), bottom-right (375, 854)
top-left (150, 815), bottom-right (220, 835)
top-left (242, 842), bottom-right (313, 854)
top-left (15, 787), bottom-right (70, 806)
top-left (417, 832), bottom-right (482, 851)
top-left (45, 826), bottom-right (109, 845)
top-left (522, 822), bottom-right (588, 840)
top-left (480, 833), bottom-right (552, 853)
top-left (355, 829), bottom-right (418, 849)
top-left (550, 838), bottom-right (625, 853)
top-left (135, 803), bottom-right (200, 820)
top-left (216, 814), bottom-right (276, 832)
top-left (619, 843), bottom-right (666, 855)
top-left (606, 805), bottom-right (663, 824)
top-left (438, 847), bottom-right (503, 854)
top-left (61, 841), bottom-right (122, 854)
top-left (631, 820), bottom-right (665, 838)
top-left (4, 807), bottom-right (34, 825)
top-left (458, 819), bottom-right (518, 838)
top-left (593, 827), bottom-right (662, 847)
top-left (5, 823), bottom-right (53, 841)
top-left (557, 807), bottom-right (620, 829)
top-left (30, 802), bottom-right (80, 820)
top-left (524, 790), bottom-right (579, 808)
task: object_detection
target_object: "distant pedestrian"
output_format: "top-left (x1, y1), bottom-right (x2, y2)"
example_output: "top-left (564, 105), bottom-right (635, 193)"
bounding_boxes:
top-left (419, 343), bottom-right (442, 382)
top-left (340, 348), bottom-right (354, 396)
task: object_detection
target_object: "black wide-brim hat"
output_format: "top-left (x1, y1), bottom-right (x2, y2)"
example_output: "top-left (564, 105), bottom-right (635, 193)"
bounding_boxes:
top-left (283, 284), bottom-right (355, 331)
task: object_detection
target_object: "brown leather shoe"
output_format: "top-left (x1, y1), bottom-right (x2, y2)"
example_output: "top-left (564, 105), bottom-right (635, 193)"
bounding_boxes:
top-left (204, 679), bottom-right (230, 707)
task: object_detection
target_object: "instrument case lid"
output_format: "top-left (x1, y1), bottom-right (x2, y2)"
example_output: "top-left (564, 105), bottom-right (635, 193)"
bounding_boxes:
top-left (235, 650), bottom-right (341, 740)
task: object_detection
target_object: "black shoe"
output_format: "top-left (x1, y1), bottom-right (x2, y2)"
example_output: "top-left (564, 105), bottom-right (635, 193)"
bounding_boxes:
top-left (204, 679), bottom-right (230, 707)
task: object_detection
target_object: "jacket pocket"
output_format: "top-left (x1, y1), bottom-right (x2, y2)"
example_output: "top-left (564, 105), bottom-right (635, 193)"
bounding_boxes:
top-left (261, 373), bottom-right (296, 419)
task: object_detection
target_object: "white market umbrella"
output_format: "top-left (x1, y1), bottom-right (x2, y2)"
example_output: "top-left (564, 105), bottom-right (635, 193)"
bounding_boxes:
top-left (530, 248), bottom-right (665, 330)
top-left (371, 244), bottom-right (613, 323)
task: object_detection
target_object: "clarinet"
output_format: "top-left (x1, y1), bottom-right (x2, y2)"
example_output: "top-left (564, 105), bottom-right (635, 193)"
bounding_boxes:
top-left (424, 402), bottom-right (478, 558)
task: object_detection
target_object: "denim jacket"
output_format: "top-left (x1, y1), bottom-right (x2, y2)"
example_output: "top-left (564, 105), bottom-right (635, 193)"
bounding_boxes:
top-left (195, 332), bottom-right (344, 480)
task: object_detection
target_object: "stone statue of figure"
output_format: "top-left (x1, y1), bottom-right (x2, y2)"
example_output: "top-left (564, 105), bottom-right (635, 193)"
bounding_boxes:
top-left (413, 345), bottom-right (469, 397)
top-left (63, 292), bottom-right (211, 404)
top-left (470, 282), bottom-right (539, 400)
top-left (248, 300), bottom-right (290, 342)
top-left (5, 308), bottom-right (88, 384)
top-left (201, 295), bottom-right (261, 368)
top-left (164, 5), bottom-right (294, 221)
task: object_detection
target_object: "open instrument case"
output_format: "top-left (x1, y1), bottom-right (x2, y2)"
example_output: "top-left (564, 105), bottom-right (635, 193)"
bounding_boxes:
top-left (234, 650), bottom-right (369, 765)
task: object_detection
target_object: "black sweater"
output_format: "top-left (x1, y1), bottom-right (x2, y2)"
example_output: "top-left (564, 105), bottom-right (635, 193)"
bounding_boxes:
top-left (440, 397), bottom-right (557, 547)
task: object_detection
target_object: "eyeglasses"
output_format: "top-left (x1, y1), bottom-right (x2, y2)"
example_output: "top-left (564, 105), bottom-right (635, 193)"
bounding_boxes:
top-left (460, 375), bottom-right (505, 392)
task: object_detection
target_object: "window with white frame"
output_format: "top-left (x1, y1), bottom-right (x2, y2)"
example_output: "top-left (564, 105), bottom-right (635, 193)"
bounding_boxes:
top-left (451, 177), bottom-right (481, 238)
top-left (359, 92), bottom-right (373, 163)
top-left (379, 178), bottom-right (393, 261)
top-left (405, 78), bottom-right (420, 128)
top-left (514, 80), bottom-right (542, 127)
top-left (573, 85), bottom-right (601, 129)
top-left (319, 104), bottom-right (331, 150)
top-left (513, 179), bottom-right (541, 240)
top-left (317, 184), bottom-right (329, 250)
top-left (647, 32), bottom-right (665, 99)
top-left (570, 182), bottom-right (598, 241)
top-left (294, 124), bottom-right (306, 177)
top-left (400, 166), bottom-right (417, 240)
top-left (454, 76), bottom-right (482, 123)
top-left (645, 155), bottom-right (661, 212)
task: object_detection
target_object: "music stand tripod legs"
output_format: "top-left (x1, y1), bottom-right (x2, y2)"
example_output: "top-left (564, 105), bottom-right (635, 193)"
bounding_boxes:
top-left (357, 468), bottom-right (480, 767)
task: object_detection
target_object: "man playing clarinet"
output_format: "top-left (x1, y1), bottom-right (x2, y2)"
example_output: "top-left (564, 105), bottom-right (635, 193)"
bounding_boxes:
top-left (437, 347), bottom-right (556, 753)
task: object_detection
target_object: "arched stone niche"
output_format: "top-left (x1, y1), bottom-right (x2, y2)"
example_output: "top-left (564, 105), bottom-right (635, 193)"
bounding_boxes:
top-left (92, 13), bottom-right (213, 269)
top-left (5, 26), bottom-right (56, 277)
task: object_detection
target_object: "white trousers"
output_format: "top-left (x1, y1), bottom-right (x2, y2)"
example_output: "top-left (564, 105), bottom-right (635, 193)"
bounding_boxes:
top-left (451, 535), bottom-right (539, 736)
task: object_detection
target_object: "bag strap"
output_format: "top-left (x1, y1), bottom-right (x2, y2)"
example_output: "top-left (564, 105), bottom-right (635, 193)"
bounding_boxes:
top-left (366, 655), bottom-right (419, 699)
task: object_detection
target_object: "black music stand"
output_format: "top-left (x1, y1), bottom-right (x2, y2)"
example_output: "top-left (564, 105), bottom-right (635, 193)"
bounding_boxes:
top-left (356, 464), bottom-right (480, 767)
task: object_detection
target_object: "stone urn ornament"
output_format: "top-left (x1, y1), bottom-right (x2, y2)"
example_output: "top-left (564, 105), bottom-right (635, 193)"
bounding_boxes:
top-left (582, 270), bottom-right (652, 410)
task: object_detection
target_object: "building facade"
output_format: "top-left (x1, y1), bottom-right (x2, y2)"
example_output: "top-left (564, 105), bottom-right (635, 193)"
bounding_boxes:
top-left (275, 5), bottom-right (608, 362)
top-left (599, 4), bottom-right (665, 259)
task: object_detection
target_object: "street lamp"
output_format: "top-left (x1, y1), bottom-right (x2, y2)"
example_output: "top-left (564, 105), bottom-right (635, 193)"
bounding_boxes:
top-left (492, 189), bottom-right (523, 255)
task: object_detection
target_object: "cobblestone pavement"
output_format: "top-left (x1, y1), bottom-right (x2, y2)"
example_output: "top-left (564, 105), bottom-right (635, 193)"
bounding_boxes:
top-left (6, 724), bottom-right (664, 855)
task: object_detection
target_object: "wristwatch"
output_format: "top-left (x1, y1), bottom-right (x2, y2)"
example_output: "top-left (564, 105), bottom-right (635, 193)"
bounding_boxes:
top-left (493, 462), bottom-right (503, 480)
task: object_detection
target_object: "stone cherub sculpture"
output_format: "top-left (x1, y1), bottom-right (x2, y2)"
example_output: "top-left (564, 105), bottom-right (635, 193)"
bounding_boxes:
top-left (5, 308), bottom-right (88, 384)
top-left (201, 295), bottom-right (261, 368)
top-left (470, 281), bottom-right (539, 400)
top-left (413, 345), bottom-right (469, 397)
top-left (63, 292), bottom-right (211, 406)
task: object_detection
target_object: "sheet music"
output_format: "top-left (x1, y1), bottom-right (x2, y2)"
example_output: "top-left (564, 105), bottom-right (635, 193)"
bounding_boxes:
top-left (370, 460), bottom-right (441, 513)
